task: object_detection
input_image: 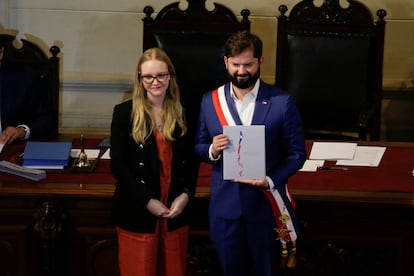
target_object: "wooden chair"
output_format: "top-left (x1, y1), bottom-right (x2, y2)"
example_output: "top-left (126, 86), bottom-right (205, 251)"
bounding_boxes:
top-left (0, 34), bottom-right (60, 136)
top-left (275, 0), bottom-right (386, 141)
top-left (142, 0), bottom-right (250, 140)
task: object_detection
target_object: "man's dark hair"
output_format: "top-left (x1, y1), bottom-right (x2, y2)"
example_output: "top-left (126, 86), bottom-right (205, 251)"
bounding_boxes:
top-left (224, 30), bottom-right (263, 59)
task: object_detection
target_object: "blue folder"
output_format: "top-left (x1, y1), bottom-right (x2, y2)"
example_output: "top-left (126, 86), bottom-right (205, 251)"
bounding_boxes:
top-left (23, 141), bottom-right (72, 169)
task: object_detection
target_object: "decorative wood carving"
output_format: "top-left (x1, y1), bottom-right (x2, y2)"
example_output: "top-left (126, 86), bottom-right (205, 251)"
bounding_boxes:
top-left (34, 201), bottom-right (66, 275)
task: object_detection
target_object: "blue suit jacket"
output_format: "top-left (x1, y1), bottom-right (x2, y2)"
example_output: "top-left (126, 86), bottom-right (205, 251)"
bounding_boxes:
top-left (195, 81), bottom-right (306, 224)
top-left (0, 58), bottom-right (54, 138)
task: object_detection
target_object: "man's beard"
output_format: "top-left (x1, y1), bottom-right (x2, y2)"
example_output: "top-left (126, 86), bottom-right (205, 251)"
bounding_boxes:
top-left (229, 69), bottom-right (260, 89)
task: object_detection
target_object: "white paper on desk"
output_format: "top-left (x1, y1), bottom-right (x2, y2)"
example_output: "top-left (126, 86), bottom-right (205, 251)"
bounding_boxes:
top-left (309, 142), bottom-right (357, 160)
top-left (101, 148), bottom-right (111, 160)
top-left (336, 146), bottom-right (386, 167)
top-left (223, 125), bottom-right (265, 180)
top-left (71, 149), bottom-right (100, 159)
top-left (300, 160), bottom-right (325, 172)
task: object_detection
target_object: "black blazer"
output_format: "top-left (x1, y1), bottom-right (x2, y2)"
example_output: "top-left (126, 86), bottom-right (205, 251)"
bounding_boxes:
top-left (0, 58), bottom-right (54, 138)
top-left (110, 100), bottom-right (196, 233)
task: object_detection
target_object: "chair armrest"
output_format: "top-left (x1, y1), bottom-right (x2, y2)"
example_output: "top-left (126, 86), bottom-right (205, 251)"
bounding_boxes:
top-left (357, 100), bottom-right (380, 140)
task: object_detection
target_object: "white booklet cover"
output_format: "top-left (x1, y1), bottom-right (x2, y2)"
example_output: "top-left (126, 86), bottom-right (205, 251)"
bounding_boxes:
top-left (223, 125), bottom-right (265, 180)
top-left (336, 146), bottom-right (386, 167)
top-left (309, 142), bottom-right (357, 160)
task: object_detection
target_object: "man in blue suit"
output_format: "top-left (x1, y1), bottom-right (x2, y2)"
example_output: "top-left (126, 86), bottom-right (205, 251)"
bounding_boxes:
top-left (194, 31), bottom-right (306, 275)
top-left (0, 44), bottom-right (54, 145)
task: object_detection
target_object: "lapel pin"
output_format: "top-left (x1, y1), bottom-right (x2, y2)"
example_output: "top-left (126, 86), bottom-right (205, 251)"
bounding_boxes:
top-left (262, 101), bottom-right (268, 105)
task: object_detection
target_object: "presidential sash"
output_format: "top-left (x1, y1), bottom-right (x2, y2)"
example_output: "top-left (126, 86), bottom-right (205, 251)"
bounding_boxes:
top-left (211, 85), bottom-right (298, 268)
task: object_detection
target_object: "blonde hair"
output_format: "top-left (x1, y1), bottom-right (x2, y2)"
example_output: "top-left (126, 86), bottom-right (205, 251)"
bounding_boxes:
top-left (131, 48), bottom-right (186, 143)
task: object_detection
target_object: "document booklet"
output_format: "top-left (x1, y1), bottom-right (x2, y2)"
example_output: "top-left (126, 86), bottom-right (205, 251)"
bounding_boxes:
top-left (309, 142), bottom-right (357, 160)
top-left (0, 160), bottom-right (46, 181)
top-left (23, 141), bottom-right (72, 169)
top-left (336, 146), bottom-right (386, 167)
top-left (300, 159), bottom-right (325, 172)
top-left (101, 148), bottom-right (111, 160)
top-left (223, 125), bottom-right (265, 180)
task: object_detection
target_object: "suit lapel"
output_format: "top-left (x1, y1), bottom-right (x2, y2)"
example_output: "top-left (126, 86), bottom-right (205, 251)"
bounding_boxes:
top-left (251, 83), bottom-right (271, 125)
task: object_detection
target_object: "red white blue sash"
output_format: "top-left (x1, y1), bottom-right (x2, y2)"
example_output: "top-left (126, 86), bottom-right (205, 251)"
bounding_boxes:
top-left (211, 86), bottom-right (235, 126)
top-left (211, 85), bottom-right (298, 245)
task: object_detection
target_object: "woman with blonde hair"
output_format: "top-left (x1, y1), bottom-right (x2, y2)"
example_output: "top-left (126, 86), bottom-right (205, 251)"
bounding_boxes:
top-left (110, 47), bottom-right (196, 276)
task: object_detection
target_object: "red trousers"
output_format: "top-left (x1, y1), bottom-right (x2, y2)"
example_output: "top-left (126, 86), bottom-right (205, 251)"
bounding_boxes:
top-left (117, 222), bottom-right (189, 276)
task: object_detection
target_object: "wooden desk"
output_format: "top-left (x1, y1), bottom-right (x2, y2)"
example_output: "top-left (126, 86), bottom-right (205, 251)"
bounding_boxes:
top-left (1, 139), bottom-right (413, 276)
top-left (0, 137), bottom-right (115, 276)
top-left (196, 141), bottom-right (414, 275)
top-left (286, 141), bottom-right (414, 276)
top-left (0, 137), bottom-right (210, 276)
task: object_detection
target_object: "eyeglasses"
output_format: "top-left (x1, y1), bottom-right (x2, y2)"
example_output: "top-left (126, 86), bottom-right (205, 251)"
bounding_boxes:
top-left (140, 73), bottom-right (170, 84)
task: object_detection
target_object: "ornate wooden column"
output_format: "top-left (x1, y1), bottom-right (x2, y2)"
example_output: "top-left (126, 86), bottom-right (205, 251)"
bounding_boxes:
top-left (33, 201), bottom-right (66, 276)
